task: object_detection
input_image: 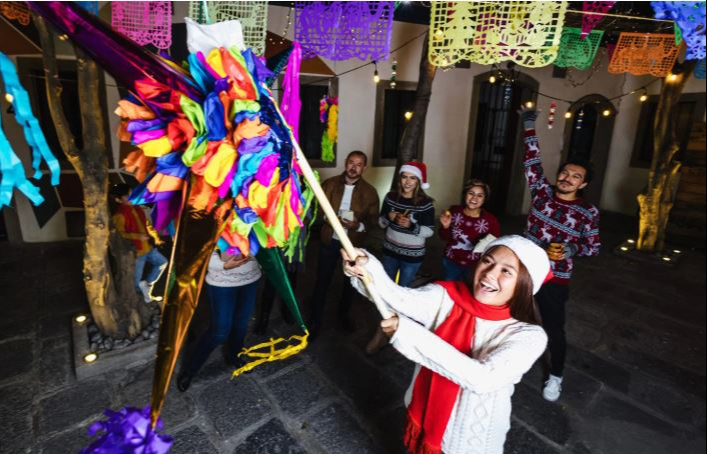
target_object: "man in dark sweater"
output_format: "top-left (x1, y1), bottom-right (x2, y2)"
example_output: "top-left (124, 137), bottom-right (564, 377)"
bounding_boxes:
top-left (308, 150), bottom-right (380, 339)
top-left (520, 107), bottom-right (601, 402)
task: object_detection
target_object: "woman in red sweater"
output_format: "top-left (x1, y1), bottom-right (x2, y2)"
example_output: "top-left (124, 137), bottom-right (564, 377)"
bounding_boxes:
top-left (439, 180), bottom-right (500, 281)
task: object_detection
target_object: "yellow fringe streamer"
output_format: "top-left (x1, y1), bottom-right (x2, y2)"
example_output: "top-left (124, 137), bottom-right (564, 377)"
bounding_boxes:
top-left (231, 330), bottom-right (309, 377)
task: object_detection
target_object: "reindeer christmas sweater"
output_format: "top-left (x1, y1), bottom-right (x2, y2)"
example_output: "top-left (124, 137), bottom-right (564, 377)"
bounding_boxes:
top-left (440, 206), bottom-right (500, 268)
top-left (523, 130), bottom-right (601, 284)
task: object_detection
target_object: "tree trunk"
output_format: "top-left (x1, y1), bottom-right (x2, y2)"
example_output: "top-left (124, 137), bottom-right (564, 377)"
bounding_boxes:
top-left (34, 14), bottom-right (150, 339)
top-left (637, 60), bottom-right (697, 252)
top-left (391, 34), bottom-right (437, 190)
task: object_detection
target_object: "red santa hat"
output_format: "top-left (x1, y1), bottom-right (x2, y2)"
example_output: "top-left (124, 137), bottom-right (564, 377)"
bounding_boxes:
top-left (399, 162), bottom-right (430, 190)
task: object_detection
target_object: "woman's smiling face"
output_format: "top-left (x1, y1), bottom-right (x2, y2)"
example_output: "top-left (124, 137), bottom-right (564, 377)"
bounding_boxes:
top-left (400, 172), bottom-right (419, 195)
top-left (473, 246), bottom-right (519, 306)
top-left (465, 186), bottom-right (486, 211)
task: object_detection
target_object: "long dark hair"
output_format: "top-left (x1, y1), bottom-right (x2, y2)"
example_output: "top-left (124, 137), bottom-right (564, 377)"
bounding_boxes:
top-left (472, 246), bottom-right (540, 325)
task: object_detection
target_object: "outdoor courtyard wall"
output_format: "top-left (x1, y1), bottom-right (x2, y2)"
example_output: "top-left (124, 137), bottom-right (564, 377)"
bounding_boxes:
top-left (1, 3), bottom-right (705, 242)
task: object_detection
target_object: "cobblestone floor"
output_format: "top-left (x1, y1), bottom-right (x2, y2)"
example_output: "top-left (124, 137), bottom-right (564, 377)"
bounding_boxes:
top-left (0, 213), bottom-right (704, 453)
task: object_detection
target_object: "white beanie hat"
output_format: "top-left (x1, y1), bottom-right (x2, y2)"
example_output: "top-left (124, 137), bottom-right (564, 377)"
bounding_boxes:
top-left (483, 235), bottom-right (553, 294)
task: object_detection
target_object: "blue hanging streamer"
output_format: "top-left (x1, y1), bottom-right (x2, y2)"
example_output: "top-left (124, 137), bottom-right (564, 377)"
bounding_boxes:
top-left (1, 52), bottom-right (61, 207)
top-left (652, 1), bottom-right (706, 60)
top-left (74, 1), bottom-right (99, 15)
top-left (0, 115), bottom-right (43, 207)
top-left (1, 53), bottom-right (61, 183)
top-left (696, 58), bottom-right (706, 80)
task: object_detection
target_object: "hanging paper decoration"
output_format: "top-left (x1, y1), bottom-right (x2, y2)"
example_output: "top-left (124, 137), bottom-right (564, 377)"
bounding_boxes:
top-left (652, 1), bottom-right (706, 60)
top-left (281, 43), bottom-right (303, 142)
top-left (265, 47), bottom-right (294, 88)
top-left (555, 27), bottom-right (604, 70)
top-left (390, 60), bottom-right (398, 89)
top-left (503, 81), bottom-right (513, 106)
top-left (0, 52), bottom-right (61, 208)
top-left (295, 1), bottom-right (395, 61)
top-left (581, 2), bottom-right (615, 39)
top-left (75, 1), bottom-right (98, 15)
top-left (319, 96), bottom-right (338, 163)
top-left (79, 406), bottom-right (173, 454)
top-left (0, 2), bottom-right (30, 25)
top-left (608, 33), bottom-right (680, 77)
top-left (695, 58), bottom-right (706, 79)
top-left (187, 1), bottom-right (268, 55)
top-left (575, 108), bottom-right (585, 130)
top-left (674, 22), bottom-right (683, 46)
top-left (111, 1), bottom-right (172, 49)
top-left (429, 1), bottom-right (568, 68)
top-left (548, 101), bottom-right (557, 129)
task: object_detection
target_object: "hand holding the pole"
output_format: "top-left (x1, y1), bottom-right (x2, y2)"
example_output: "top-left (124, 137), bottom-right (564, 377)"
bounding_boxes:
top-left (341, 248), bottom-right (369, 278)
top-left (381, 315), bottom-right (399, 338)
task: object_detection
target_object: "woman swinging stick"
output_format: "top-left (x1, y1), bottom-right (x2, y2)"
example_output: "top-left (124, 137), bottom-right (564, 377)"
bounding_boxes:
top-left (342, 235), bottom-right (551, 454)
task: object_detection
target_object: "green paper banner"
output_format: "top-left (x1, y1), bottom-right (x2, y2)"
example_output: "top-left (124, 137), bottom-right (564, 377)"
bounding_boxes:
top-left (555, 27), bottom-right (604, 71)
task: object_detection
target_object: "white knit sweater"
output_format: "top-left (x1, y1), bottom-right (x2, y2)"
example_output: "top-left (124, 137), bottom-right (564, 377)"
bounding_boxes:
top-left (204, 251), bottom-right (262, 287)
top-left (350, 253), bottom-right (547, 454)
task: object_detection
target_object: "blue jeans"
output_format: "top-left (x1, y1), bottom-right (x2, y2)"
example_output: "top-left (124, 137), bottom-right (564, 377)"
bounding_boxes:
top-left (381, 255), bottom-right (422, 288)
top-left (184, 281), bottom-right (259, 376)
top-left (441, 258), bottom-right (470, 281)
top-left (134, 248), bottom-right (168, 289)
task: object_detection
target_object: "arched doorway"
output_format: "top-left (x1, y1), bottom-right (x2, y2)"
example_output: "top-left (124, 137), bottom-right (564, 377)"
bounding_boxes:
top-left (562, 95), bottom-right (616, 206)
top-left (464, 71), bottom-right (539, 215)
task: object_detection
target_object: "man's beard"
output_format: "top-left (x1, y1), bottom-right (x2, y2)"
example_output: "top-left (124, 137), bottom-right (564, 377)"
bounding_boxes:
top-left (555, 182), bottom-right (575, 194)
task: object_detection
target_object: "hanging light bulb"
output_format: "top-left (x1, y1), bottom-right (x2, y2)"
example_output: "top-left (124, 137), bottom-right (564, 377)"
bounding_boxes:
top-left (668, 73), bottom-right (678, 82)
top-left (489, 75), bottom-right (496, 84)
top-left (525, 101), bottom-right (534, 109)
top-left (639, 90), bottom-right (649, 102)
top-left (373, 61), bottom-right (380, 84)
top-left (602, 109), bottom-right (612, 117)
top-left (404, 111), bottom-right (413, 121)
top-left (564, 111), bottom-right (572, 119)
top-left (4, 93), bottom-right (13, 103)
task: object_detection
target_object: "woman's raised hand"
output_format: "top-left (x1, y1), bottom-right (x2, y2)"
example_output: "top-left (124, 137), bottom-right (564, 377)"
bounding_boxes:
top-left (440, 210), bottom-right (452, 229)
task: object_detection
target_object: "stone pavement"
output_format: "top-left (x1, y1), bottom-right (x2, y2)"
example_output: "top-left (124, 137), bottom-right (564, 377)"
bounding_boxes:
top-left (0, 212), bottom-right (705, 453)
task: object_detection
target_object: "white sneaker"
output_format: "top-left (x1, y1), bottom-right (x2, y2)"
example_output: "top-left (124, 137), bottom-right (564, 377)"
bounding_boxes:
top-left (138, 280), bottom-right (153, 303)
top-left (543, 375), bottom-right (563, 402)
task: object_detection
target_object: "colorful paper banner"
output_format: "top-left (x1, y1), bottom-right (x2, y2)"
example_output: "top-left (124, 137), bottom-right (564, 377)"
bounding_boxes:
top-left (429, 1), bottom-right (568, 68)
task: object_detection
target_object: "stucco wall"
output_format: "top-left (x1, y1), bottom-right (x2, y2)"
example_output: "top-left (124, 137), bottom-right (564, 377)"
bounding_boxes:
top-left (266, 6), bottom-right (705, 217)
top-left (3, 4), bottom-right (705, 242)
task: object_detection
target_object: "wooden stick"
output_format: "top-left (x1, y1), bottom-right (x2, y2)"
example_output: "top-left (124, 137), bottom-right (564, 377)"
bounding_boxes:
top-left (292, 143), bottom-right (393, 320)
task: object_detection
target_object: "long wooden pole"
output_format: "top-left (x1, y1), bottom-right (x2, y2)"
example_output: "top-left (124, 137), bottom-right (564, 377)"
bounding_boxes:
top-left (291, 142), bottom-right (393, 320)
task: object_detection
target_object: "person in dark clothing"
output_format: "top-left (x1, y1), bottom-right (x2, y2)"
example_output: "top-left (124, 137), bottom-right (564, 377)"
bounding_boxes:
top-left (307, 151), bottom-right (380, 339)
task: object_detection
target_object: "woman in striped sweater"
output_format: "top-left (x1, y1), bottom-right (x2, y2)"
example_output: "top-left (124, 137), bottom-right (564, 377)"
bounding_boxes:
top-left (366, 162), bottom-right (435, 354)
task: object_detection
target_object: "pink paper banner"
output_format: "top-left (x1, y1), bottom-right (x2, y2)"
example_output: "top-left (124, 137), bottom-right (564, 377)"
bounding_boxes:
top-left (582, 1), bottom-right (616, 40)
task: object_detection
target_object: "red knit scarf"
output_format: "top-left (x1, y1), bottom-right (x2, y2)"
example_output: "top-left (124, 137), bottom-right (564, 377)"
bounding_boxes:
top-left (403, 281), bottom-right (512, 454)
